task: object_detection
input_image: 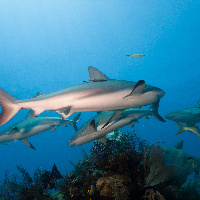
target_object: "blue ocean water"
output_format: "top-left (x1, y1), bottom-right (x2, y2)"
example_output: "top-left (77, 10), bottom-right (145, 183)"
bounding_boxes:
top-left (0, 0), bottom-right (199, 182)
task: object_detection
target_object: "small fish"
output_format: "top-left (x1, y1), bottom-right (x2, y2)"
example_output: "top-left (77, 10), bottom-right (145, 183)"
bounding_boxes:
top-left (88, 185), bottom-right (95, 199)
top-left (187, 157), bottom-right (195, 168)
top-left (126, 54), bottom-right (145, 59)
top-left (175, 122), bottom-right (200, 138)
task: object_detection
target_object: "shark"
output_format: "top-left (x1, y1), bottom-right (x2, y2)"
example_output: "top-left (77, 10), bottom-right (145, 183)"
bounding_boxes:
top-left (165, 101), bottom-right (200, 126)
top-left (68, 101), bottom-right (165, 146)
top-left (0, 110), bottom-right (80, 149)
top-left (0, 66), bottom-right (165, 126)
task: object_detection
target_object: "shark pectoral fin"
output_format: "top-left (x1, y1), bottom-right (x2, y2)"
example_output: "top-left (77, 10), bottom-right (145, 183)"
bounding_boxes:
top-left (98, 136), bottom-right (107, 143)
top-left (9, 127), bottom-right (20, 135)
top-left (123, 80), bottom-right (145, 99)
top-left (143, 116), bottom-right (149, 119)
top-left (86, 119), bottom-right (96, 134)
top-left (69, 112), bottom-right (81, 131)
top-left (58, 107), bottom-right (72, 119)
top-left (129, 120), bottom-right (137, 127)
top-left (32, 109), bottom-right (43, 117)
top-left (63, 107), bottom-right (71, 115)
top-left (25, 110), bottom-right (35, 119)
top-left (20, 138), bottom-right (36, 150)
top-left (88, 66), bottom-right (109, 81)
top-left (101, 110), bottom-right (123, 129)
top-left (50, 125), bottom-right (58, 131)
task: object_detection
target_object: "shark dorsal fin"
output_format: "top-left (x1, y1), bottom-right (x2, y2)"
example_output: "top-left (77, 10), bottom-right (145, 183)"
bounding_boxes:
top-left (25, 110), bottom-right (35, 119)
top-left (86, 119), bottom-right (96, 134)
top-left (101, 110), bottom-right (123, 129)
top-left (196, 100), bottom-right (200, 108)
top-left (20, 138), bottom-right (36, 150)
top-left (88, 66), bottom-right (109, 82)
top-left (124, 80), bottom-right (145, 98)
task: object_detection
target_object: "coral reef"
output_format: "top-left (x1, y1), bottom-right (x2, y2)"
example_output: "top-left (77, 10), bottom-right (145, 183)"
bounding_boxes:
top-left (1, 130), bottom-right (200, 200)
top-left (145, 145), bottom-right (180, 186)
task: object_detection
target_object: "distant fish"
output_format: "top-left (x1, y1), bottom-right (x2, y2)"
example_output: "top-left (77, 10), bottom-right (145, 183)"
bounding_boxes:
top-left (88, 185), bottom-right (95, 198)
top-left (175, 121), bottom-right (200, 138)
top-left (165, 100), bottom-right (200, 126)
top-left (126, 54), bottom-right (145, 59)
top-left (0, 110), bottom-right (80, 149)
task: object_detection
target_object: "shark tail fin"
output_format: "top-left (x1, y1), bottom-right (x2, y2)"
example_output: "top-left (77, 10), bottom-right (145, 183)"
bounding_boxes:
top-left (0, 88), bottom-right (21, 126)
top-left (69, 112), bottom-right (81, 131)
top-left (149, 100), bottom-right (166, 122)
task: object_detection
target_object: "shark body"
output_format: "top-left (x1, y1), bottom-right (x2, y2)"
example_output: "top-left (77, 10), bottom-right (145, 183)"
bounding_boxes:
top-left (165, 101), bottom-right (200, 126)
top-left (68, 101), bottom-right (165, 146)
top-left (0, 66), bottom-right (164, 126)
top-left (0, 111), bottom-right (80, 149)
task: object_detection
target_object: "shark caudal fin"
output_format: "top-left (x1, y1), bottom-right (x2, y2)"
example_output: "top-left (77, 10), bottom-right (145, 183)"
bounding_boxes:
top-left (68, 112), bottom-right (81, 131)
top-left (149, 100), bottom-right (166, 122)
top-left (0, 88), bottom-right (21, 126)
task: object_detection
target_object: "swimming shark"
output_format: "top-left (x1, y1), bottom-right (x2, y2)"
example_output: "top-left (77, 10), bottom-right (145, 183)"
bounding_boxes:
top-left (68, 100), bottom-right (165, 146)
top-left (165, 101), bottom-right (200, 126)
top-left (0, 66), bottom-right (165, 126)
top-left (0, 110), bottom-right (80, 149)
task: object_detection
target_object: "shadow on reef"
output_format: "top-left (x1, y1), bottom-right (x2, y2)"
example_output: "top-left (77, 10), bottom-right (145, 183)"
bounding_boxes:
top-left (1, 130), bottom-right (200, 200)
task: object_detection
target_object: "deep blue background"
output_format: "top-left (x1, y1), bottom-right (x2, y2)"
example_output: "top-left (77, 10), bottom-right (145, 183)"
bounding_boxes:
top-left (0, 0), bottom-right (200, 181)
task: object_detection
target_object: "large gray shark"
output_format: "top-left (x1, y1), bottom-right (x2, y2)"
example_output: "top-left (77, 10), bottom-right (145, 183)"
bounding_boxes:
top-left (0, 110), bottom-right (80, 149)
top-left (0, 66), bottom-right (165, 126)
top-left (165, 101), bottom-right (200, 126)
top-left (68, 101), bottom-right (165, 146)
